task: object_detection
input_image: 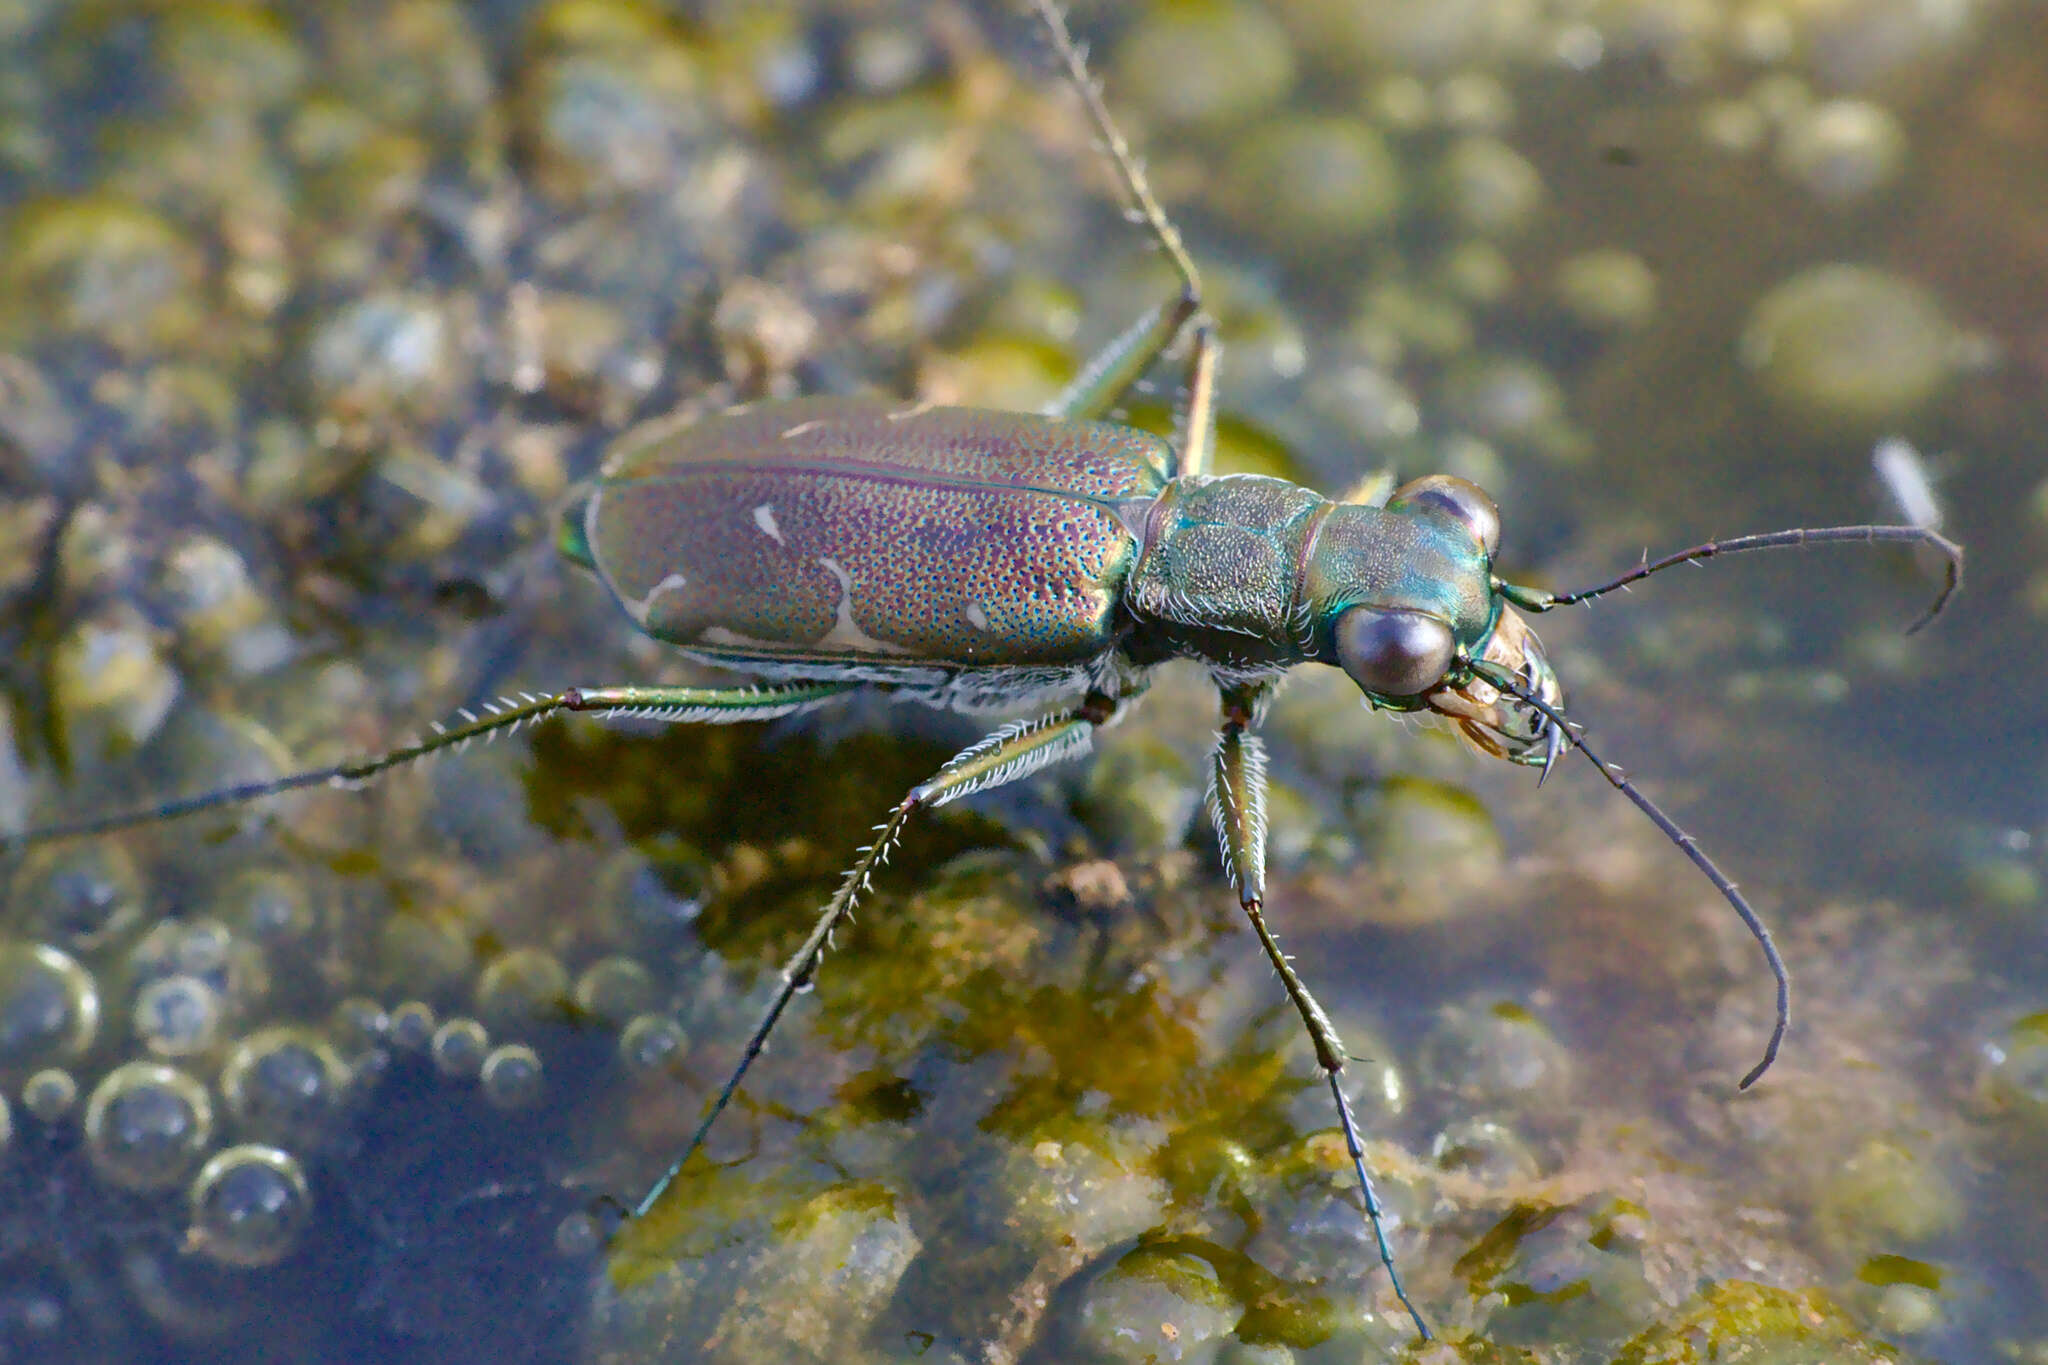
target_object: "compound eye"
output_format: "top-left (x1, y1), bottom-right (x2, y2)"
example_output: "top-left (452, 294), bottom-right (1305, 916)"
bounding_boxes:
top-left (1388, 474), bottom-right (1501, 558)
top-left (1335, 607), bottom-right (1456, 699)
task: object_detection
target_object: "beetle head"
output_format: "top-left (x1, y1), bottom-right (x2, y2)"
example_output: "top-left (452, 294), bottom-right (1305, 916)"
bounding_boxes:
top-left (1320, 475), bottom-right (1566, 773)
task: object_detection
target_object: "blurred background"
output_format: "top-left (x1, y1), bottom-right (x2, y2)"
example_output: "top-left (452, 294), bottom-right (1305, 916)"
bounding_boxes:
top-left (0, 1), bottom-right (2042, 1361)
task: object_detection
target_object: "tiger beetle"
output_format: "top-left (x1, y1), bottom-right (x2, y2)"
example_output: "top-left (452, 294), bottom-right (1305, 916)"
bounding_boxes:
top-left (8, 0), bottom-right (1964, 1344)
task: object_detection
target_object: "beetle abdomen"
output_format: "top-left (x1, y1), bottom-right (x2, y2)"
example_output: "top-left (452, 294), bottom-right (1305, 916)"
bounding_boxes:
top-left (577, 398), bottom-right (1169, 666)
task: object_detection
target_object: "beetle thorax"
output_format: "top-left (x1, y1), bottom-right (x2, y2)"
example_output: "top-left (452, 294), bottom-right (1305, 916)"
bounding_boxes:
top-left (1121, 474), bottom-right (1328, 669)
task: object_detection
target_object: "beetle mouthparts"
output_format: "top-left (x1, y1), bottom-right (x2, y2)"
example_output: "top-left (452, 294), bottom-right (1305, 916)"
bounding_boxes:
top-left (1423, 605), bottom-right (1566, 767)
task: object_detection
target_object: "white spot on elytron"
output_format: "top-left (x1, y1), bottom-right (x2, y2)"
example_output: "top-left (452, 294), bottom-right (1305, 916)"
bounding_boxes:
top-left (780, 419), bottom-right (824, 440)
top-left (815, 556), bottom-right (909, 655)
top-left (964, 601), bottom-right (991, 632)
top-left (752, 503), bottom-right (784, 544)
top-left (623, 571), bottom-right (689, 627)
top-left (885, 398), bottom-right (937, 423)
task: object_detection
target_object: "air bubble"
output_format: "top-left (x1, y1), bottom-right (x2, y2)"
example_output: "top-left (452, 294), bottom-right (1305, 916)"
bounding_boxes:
top-left (619, 1014), bottom-right (685, 1076)
top-left (186, 1144), bottom-right (312, 1268)
top-left (431, 1017), bottom-right (489, 1080)
top-left (573, 956), bottom-right (657, 1026)
top-left (84, 1061), bottom-right (213, 1191)
top-left (0, 941), bottom-right (100, 1072)
top-left (21, 1068), bottom-right (77, 1122)
top-left (11, 843), bottom-right (144, 952)
top-left (220, 1027), bottom-right (349, 1144)
top-left (389, 1000), bottom-right (436, 1052)
top-left (133, 975), bottom-right (221, 1057)
top-left (475, 947), bottom-right (571, 1032)
top-left (480, 1044), bottom-right (543, 1110)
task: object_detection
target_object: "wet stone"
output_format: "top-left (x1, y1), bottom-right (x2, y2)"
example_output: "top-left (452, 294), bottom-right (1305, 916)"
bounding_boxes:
top-left (515, 0), bottom-right (715, 205)
top-left (555, 1209), bottom-right (603, 1260)
top-left (1614, 1281), bottom-right (1897, 1362)
top-left (330, 996), bottom-right (391, 1061)
top-left (1438, 72), bottom-right (1516, 134)
top-left (0, 194), bottom-right (203, 351)
top-left (1242, 1131), bottom-right (1427, 1307)
top-left (375, 913), bottom-right (474, 999)
top-left (957, 1132), bottom-right (1168, 1254)
top-left (158, 535), bottom-right (285, 673)
top-left (1554, 249), bottom-right (1658, 331)
top-left (1441, 354), bottom-right (1566, 452)
top-left (1981, 1010), bottom-right (2048, 1123)
top-left (1740, 263), bottom-right (1958, 428)
top-left (1273, 0), bottom-right (1530, 74)
top-left (1438, 136), bottom-right (1544, 237)
top-left (593, 1180), bottom-right (921, 1365)
top-left (84, 1061), bottom-right (214, 1192)
top-left (1416, 998), bottom-right (1572, 1114)
top-left (1075, 733), bottom-right (1202, 858)
top-left (157, 3), bottom-right (309, 112)
top-left (844, 20), bottom-right (931, 96)
top-left (1345, 774), bottom-right (1504, 925)
top-left (1213, 1344), bottom-right (1293, 1365)
top-left (304, 291), bottom-right (458, 427)
top-left (1117, 0), bottom-right (1297, 130)
top-left (186, 1144), bottom-right (313, 1269)
top-left (1466, 1202), bottom-right (1659, 1349)
top-left (1776, 98), bottom-right (1907, 202)
top-left (1429, 1117), bottom-right (1539, 1185)
top-left (1812, 1137), bottom-right (1961, 1257)
top-left (50, 606), bottom-right (183, 767)
top-left (1058, 1245), bottom-right (1244, 1364)
top-left (1219, 117), bottom-right (1403, 255)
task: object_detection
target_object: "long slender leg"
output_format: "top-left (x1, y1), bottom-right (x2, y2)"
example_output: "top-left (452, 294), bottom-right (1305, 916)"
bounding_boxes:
top-left (1209, 682), bottom-right (1433, 1342)
top-left (1172, 319), bottom-right (1219, 479)
top-left (6, 681), bottom-right (858, 848)
top-left (629, 691), bottom-right (1125, 1218)
top-left (1031, 0), bottom-right (1218, 477)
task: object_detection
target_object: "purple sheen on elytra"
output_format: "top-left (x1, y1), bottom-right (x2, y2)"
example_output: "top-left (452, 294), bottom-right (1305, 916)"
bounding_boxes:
top-left (581, 398), bottom-right (1169, 666)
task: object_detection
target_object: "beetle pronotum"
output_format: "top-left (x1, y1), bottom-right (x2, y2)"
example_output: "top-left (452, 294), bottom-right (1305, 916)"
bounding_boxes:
top-left (7, 0), bottom-right (1962, 1343)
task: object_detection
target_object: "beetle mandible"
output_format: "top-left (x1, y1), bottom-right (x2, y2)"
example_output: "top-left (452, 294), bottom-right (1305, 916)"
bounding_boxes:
top-left (10, 0), bottom-right (1963, 1342)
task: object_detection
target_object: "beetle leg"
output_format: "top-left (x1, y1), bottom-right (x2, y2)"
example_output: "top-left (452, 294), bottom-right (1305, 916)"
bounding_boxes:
top-left (629, 693), bottom-right (1125, 1220)
top-left (1043, 287), bottom-right (1200, 426)
top-left (1033, 0), bottom-right (1213, 472)
top-left (6, 680), bottom-right (860, 848)
top-left (1173, 319), bottom-right (1219, 479)
top-left (1208, 682), bottom-right (1433, 1341)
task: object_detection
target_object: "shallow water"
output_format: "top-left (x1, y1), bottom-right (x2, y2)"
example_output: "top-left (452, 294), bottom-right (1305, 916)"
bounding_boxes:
top-left (0, 2), bottom-right (2042, 1363)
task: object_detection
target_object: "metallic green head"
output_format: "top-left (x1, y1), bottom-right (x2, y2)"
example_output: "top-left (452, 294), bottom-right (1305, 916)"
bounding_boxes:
top-left (1307, 475), bottom-right (1565, 771)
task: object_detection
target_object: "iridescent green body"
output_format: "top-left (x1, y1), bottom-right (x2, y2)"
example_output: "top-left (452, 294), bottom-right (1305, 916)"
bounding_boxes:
top-left (563, 395), bottom-right (1516, 719)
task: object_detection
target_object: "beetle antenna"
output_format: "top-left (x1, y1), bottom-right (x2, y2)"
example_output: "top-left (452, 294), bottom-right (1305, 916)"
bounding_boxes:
top-left (1499, 524), bottom-right (1962, 635)
top-left (1026, 0), bottom-right (1201, 300)
top-left (1474, 660), bottom-right (1789, 1090)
